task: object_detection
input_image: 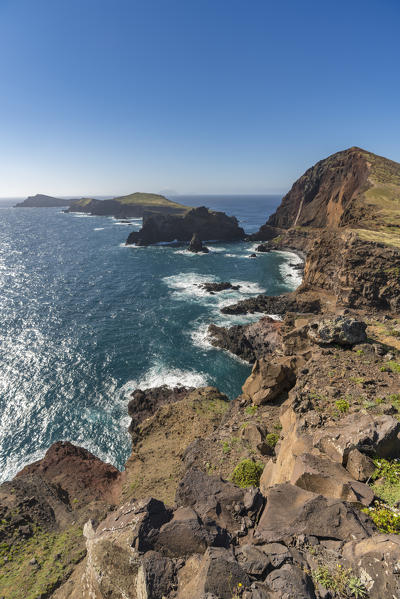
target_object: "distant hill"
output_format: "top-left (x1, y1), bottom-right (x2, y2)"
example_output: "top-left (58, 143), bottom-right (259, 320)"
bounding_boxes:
top-left (15, 194), bottom-right (75, 208)
top-left (66, 192), bottom-right (189, 218)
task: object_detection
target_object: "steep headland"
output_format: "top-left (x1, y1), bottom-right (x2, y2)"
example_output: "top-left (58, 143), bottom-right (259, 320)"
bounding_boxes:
top-left (126, 205), bottom-right (245, 245)
top-left (3, 147), bottom-right (400, 599)
top-left (66, 192), bottom-right (188, 218)
top-left (15, 194), bottom-right (75, 207)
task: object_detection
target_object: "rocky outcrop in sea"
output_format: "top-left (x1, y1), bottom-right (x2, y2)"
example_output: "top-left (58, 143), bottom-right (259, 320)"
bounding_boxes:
top-left (125, 206), bottom-right (245, 246)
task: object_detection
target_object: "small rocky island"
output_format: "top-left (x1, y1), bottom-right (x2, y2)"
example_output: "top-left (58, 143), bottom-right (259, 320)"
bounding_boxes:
top-left (14, 193), bottom-right (75, 207)
top-left (125, 205), bottom-right (245, 245)
top-left (65, 192), bottom-right (188, 218)
top-left (4, 147), bottom-right (400, 599)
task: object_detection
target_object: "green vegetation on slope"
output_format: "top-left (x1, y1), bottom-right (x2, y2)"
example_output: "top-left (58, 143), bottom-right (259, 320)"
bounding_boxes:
top-left (0, 524), bottom-right (85, 599)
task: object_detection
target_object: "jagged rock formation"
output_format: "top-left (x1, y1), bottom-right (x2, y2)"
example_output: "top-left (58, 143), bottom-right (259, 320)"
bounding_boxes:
top-left (125, 206), bottom-right (245, 245)
top-left (14, 194), bottom-right (74, 207)
top-left (208, 317), bottom-right (282, 362)
top-left (66, 192), bottom-right (188, 218)
top-left (188, 232), bottom-right (209, 253)
top-left (199, 281), bottom-right (241, 293)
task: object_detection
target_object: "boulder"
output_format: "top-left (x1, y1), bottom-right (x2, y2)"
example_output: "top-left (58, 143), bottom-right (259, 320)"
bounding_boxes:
top-left (176, 547), bottom-right (250, 599)
top-left (136, 551), bottom-right (176, 599)
top-left (265, 564), bottom-right (316, 599)
top-left (188, 232), bottom-right (209, 253)
top-left (345, 448), bottom-right (376, 482)
top-left (242, 357), bottom-right (296, 405)
top-left (307, 316), bottom-right (367, 346)
top-left (313, 413), bottom-right (400, 463)
top-left (255, 483), bottom-right (373, 544)
top-left (175, 469), bottom-right (264, 540)
top-left (79, 497), bottom-right (173, 598)
top-left (154, 506), bottom-right (228, 556)
top-left (291, 452), bottom-right (374, 506)
top-left (342, 535), bottom-right (400, 599)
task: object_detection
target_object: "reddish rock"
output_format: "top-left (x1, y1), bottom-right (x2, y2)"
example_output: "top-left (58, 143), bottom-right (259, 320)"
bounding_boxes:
top-left (16, 441), bottom-right (121, 505)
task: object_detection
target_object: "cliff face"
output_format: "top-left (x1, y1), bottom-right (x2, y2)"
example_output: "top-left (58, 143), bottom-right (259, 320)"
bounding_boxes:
top-left (266, 146), bottom-right (400, 230)
top-left (297, 230), bottom-right (400, 311)
top-left (126, 206), bottom-right (245, 245)
top-left (66, 193), bottom-right (188, 218)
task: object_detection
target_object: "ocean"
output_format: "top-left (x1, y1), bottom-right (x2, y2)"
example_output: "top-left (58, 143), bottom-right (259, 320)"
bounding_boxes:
top-left (0, 194), bottom-right (301, 481)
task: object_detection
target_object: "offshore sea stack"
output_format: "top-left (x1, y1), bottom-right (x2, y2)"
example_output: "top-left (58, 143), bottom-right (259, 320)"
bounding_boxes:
top-left (3, 147), bottom-right (400, 599)
top-left (126, 205), bottom-right (245, 245)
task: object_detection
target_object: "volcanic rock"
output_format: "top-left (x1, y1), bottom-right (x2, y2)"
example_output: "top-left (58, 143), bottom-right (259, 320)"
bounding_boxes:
top-left (16, 441), bottom-right (121, 505)
top-left (188, 232), bottom-right (209, 253)
top-left (255, 483), bottom-right (373, 544)
top-left (200, 281), bottom-right (241, 292)
top-left (242, 357), bottom-right (296, 405)
top-left (307, 316), bottom-right (367, 346)
top-left (126, 205), bottom-right (245, 245)
top-left (208, 317), bottom-right (282, 362)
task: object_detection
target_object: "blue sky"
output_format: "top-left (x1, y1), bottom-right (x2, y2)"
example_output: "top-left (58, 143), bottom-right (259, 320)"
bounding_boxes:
top-left (0, 0), bottom-right (399, 196)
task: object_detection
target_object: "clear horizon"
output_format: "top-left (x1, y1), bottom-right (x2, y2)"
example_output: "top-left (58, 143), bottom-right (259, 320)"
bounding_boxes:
top-left (0, 0), bottom-right (399, 196)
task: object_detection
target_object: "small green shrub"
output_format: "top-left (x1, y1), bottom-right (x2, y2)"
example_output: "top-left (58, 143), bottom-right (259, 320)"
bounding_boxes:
top-left (231, 459), bottom-right (264, 488)
top-left (273, 421), bottom-right (282, 431)
top-left (265, 432), bottom-right (279, 448)
top-left (386, 361), bottom-right (400, 373)
top-left (356, 349), bottom-right (365, 356)
top-left (245, 405), bottom-right (258, 416)
top-left (370, 458), bottom-right (400, 505)
top-left (312, 564), bottom-right (367, 598)
top-left (362, 505), bottom-right (400, 534)
top-left (335, 398), bottom-right (350, 414)
top-left (221, 441), bottom-right (231, 454)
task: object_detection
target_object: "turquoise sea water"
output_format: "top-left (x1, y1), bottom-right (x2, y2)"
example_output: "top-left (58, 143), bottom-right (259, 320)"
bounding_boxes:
top-left (0, 195), bottom-right (301, 481)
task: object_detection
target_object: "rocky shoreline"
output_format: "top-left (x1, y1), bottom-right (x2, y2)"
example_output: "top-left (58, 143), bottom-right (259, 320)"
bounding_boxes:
top-left (3, 146), bottom-right (400, 599)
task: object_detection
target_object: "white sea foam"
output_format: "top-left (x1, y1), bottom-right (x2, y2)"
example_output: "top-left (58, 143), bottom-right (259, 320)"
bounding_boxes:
top-left (274, 250), bottom-right (304, 288)
top-left (123, 364), bottom-right (208, 391)
top-left (94, 227), bottom-right (105, 231)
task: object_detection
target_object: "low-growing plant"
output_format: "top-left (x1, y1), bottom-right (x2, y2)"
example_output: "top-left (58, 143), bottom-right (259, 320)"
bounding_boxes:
top-left (362, 505), bottom-right (400, 533)
top-left (312, 564), bottom-right (367, 598)
top-left (370, 458), bottom-right (400, 505)
top-left (335, 398), bottom-right (350, 414)
top-left (265, 432), bottom-right (279, 448)
top-left (231, 459), bottom-right (264, 488)
top-left (245, 405), bottom-right (257, 416)
top-left (273, 421), bottom-right (282, 431)
top-left (386, 361), bottom-right (400, 373)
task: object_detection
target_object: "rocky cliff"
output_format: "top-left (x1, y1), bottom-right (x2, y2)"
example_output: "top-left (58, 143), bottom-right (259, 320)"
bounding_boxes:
top-left (259, 146), bottom-right (400, 231)
top-left (66, 192), bottom-right (188, 218)
top-left (126, 206), bottom-right (245, 245)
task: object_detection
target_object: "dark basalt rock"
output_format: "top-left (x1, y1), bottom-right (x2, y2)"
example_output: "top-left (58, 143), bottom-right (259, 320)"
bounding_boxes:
top-left (126, 206), bottom-right (245, 246)
top-left (255, 244), bottom-right (271, 252)
top-left (221, 293), bottom-right (320, 316)
top-left (208, 317), bottom-right (282, 362)
top-left (176, 468), bottom-right (264, 542)
top-left (128, 386), bottom-right (194, 439)
top-left (199, 281), bottom-right (240, 293)
top-left (307, 316), bottom-right (367, 346)
top-left (188, 232), bottom-right (209, 253)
